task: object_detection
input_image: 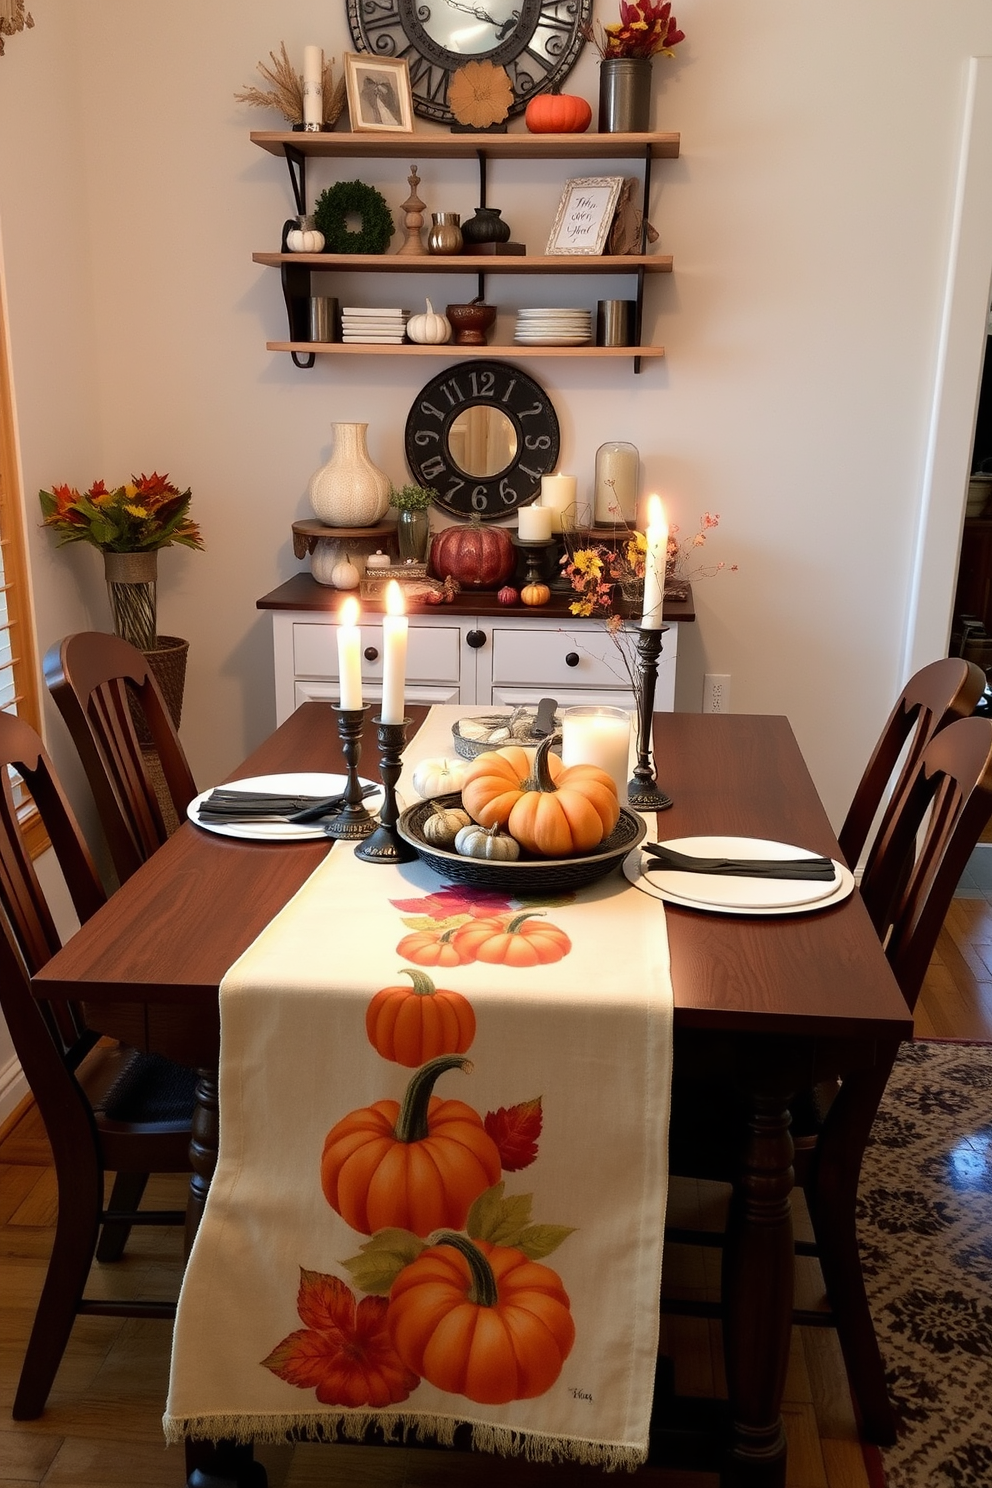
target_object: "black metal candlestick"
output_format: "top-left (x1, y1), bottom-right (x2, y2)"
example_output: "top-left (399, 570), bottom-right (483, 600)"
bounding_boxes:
top-left (354, 717), bottom-right (418, 863)
top-left (325, 705), bottom-right (377, 840)
top-left (627, 624), bottom-right (673, 811)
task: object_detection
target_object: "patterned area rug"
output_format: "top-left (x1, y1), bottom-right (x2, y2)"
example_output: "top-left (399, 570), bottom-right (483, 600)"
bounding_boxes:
top-left (858, 1039), bottom-right (992, 1487)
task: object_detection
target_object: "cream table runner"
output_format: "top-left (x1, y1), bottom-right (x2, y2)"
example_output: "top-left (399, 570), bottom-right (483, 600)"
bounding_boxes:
top-left (164, 706), bottom-right (672, 1469)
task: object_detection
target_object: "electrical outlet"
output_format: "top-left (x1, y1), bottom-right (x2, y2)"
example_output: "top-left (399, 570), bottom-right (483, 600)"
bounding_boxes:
top-left (703, 674), bottom-right (731, 714)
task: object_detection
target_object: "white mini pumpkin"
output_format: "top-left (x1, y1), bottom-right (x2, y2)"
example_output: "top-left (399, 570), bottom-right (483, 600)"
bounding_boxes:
top-left (455, 822), bottom-right (521, 860)
top-left (406, 298), bottom-right (451, 346)
top-left (287, 221), bottom-right (325, 253)
top-left (330, 556), bottom-right (360, 590)
top-left (411, 756), bottom-right (470, 800)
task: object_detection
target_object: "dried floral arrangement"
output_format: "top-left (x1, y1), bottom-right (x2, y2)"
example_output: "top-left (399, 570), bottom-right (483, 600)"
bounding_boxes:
top-left (235, 42), bottom-right (346, 128)
top-left (0, 1), bottom-right (33, 57)
top-left (585, 0), bottom-right (685, 61)
top-left (561, 512), bottom-right (734, 617)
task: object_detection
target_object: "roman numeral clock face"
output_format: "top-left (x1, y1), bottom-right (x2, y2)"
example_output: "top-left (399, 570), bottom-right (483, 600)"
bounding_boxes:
top-left (347, 0), bottom-right (591, 123)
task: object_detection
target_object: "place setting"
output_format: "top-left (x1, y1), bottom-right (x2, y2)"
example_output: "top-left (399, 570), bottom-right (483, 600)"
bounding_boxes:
top-left (623, 834), bottom-right (855, 915)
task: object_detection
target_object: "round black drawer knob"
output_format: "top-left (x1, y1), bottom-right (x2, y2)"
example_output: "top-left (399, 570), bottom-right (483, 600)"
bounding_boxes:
top-left (363, 646), bottom-right (379, 662)
top-left (466, 630), bottom-right (487, 649)
top-left (565, 652), bottom-right (580, 668)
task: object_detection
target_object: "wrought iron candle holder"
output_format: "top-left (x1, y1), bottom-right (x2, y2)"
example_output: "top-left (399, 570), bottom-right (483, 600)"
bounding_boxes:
top-left (325, 705), bottom-right (378, 840)
top-left (354, 717), bottom-right (419, 863)
top-left (626, 624), bottom-right (673, 812)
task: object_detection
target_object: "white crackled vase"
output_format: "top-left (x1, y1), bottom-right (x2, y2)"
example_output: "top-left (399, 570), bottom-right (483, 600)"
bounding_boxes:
top-left (307, 422), bottom-right (390, 527)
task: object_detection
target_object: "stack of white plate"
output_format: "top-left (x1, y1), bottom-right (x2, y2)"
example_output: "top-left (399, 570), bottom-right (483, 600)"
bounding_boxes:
top-left (514, 308), bottom-right (592, 346)
top-left (341, 307), bottom-right (408, 344)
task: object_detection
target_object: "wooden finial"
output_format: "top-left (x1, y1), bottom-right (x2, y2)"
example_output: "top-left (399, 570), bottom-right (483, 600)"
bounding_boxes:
top-left (397, 164), bottom-right (428, 257)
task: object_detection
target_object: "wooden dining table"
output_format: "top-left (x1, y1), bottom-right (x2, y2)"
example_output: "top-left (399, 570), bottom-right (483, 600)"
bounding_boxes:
top-left (31, 701), bottom-right (913, 1488)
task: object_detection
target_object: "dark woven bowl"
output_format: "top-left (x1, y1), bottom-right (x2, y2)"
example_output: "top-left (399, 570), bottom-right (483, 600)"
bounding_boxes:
top-left (396, 794), bottom-right (646, 893)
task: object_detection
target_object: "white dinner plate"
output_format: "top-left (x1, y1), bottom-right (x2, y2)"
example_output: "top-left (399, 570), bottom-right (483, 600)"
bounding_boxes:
top-left (188, 773), bottom-right (383, 842)
top-left (621, 835), bottom-right (854, 914)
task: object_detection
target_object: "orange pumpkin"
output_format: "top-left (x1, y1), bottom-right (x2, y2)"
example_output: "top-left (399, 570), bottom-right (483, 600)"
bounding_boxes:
top-left (520, 581), bottom-right (550, 607)
top-left (461, 735), bottom-right (620, 856)
top-left (366, 968), bottom-right (476, 1067)
top-left (396, 924), bottom-right (475, 967)
top-left (452, 911), bottom-right (571, 967)
top-left (388, 1231), bottom-right (575, 1404)
top-left (524, 91), bottom-right (592, 135)
top-left (320, 1055), bottom-right (501, 1236)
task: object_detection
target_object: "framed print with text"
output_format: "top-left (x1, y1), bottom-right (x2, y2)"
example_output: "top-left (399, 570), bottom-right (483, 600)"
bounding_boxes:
top-left (546, 177), bottom-right (625, 256)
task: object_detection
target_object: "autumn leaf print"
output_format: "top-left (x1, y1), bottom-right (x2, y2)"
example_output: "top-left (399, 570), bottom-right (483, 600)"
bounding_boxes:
top-left (261, 1269), bottom-right (418, 1407)
top-left (485, 1097), bottom-right (543, 1170)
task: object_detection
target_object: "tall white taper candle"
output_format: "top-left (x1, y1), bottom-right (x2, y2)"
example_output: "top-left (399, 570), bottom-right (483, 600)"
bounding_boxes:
top-left (380, 580), bottom-right (408, 725)
top-left (642, 494), bottom-right (667, 630)
top-left (336, 595), bottom-right (363, 709)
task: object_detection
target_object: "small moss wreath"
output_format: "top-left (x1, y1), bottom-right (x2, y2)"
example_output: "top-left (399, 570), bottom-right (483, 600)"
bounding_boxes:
top-left (313, 180), bottom-right (395, 255)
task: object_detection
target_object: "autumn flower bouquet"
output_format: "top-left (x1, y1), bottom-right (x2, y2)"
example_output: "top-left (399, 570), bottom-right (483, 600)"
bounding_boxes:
top-left (561, 512), bottom-right (732, 619)
top-left (585, 0), bottom-right (685, 61)
top-left (39, 472), bottom-right (202, 651)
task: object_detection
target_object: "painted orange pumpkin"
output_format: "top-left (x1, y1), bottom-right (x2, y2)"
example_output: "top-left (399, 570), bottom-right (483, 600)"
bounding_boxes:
top-left (452, 911), bottom-right (571, 967)
top-left (388, 1231), bottom-right (575, 1404)
top-left (461, 734), bottom-right (620, 856)
top-left (320, 1055), bottom-right (501, 1236)
top-left (396, 924), bottom-right (474, 967)
top-left (366, 968), bottom-right (476, 1067)
top-left (524, 91), bottom-right (592, 134)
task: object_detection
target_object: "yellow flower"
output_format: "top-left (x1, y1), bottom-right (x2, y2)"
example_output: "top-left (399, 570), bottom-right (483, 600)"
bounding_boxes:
top-left (124, 503), bottom-right (149, 519)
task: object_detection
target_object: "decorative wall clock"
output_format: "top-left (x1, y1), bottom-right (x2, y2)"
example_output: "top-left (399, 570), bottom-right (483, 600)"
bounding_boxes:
top-left (405, 361), bottom-right (560, 520)
top-left (346, 0), bottom-right (592, 126)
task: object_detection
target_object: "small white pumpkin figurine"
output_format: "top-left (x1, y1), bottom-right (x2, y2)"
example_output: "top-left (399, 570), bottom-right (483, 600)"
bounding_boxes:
top-left (330, 554), bottom-right (360, 590)
top-left (286, 214), bottom-right (325, 253)
top-left (406, 298), bottom-right (451, 346)
top-left (411, 755), bottom-right (469, 800)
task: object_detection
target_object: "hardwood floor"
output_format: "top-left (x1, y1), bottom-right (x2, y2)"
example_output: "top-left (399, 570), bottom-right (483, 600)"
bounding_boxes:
top-left (5, 859), bottom-right (992, 1488)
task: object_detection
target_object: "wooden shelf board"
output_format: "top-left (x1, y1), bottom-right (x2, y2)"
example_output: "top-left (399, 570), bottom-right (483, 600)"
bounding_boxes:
top-left (250, 130), bottom-right (680, 161)
top-left (267, 342), bottom-right (665, 359)
top-left (253, 252), bottom-right (672, 275)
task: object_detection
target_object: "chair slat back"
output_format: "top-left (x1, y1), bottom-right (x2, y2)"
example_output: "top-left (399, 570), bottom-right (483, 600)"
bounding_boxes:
top-left (860, 714), bottom-right (992, 1010)
top-left (44, 632), bottom-right (197, 884)
top-left (838, 658), bottom-right (986, 869)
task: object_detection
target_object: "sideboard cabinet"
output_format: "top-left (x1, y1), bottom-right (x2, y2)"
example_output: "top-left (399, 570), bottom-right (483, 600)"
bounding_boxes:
top-left (258, 576), bottom-right (692, 724)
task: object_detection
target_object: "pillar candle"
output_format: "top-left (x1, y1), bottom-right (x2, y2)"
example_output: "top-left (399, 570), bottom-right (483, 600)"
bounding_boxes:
top-left (594, 442), bottom-right (638, 525)
top-left (642, 494), bottom-right (667, 630)
top-left (540, 473), bottom-right (578, 533)
top-left (517, 505), bottom-right (553, 542)
top-left (336, 595), bottom-right (363, 709)
top-left (380, 580), bottom-right (408, 724)
top-left (562, 706), bottom-right (631, 799)
top-left (302, 45), bottom-right (323, 129)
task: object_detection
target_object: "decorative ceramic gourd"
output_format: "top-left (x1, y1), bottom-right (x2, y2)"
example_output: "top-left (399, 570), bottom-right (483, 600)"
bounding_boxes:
top-left (497, 585), bottom-right (519, 606)
top-left (407, 298), bottom-right (451, 345)
top-left (521, 580), bottom-right (551, 607)
top-left (454, 822), bottom-right (521, 861)
top-left (308, 422), bottom-right (391, 526)
top-left (421, 802), bottom-right (472, 847)
top-left (429, 518), bottom-right (515, 590)
top-left (411, 755), bottom-right (470, 800)
top-left (330, 555), bottom-right (360, 590)
top-left (524, 92), bottom-right (592, 134)
top-left (286, 214), bottom-right (326, 252)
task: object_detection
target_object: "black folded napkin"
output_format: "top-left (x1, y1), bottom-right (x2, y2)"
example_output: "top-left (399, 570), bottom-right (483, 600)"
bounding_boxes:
top-left (197, 785), bottom-right (377, 824)
top-left (643, 842), bottom-right (836, 881)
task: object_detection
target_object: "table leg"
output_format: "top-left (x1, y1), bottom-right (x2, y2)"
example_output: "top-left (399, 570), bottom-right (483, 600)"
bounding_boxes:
top-left (720, 1084), bottom-right (795, 1488)
top-left (185, 1068), bottom-right (220, 1256)
top-left (185, 1439), bottom-right (266, 1487)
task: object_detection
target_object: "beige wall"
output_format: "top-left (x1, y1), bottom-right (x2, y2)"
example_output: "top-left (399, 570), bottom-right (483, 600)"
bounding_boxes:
top-left (1, 0), bottom-right (992, 840)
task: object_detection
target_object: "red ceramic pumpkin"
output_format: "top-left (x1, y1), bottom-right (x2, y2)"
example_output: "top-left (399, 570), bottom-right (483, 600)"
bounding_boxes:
top-left (430, 520), bottom-right (515, 590)
top-left (524, 92), bottom-right (592, 135)
top-left (497, 585), bottom-right (519, 606)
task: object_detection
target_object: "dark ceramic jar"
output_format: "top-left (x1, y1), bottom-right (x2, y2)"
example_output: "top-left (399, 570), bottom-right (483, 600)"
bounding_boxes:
top-left (461, 207), bottom-right (511, 246)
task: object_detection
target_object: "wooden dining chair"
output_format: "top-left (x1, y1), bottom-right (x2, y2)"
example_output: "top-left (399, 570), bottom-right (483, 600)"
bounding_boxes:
top-left (837, 655), bottom-right (986, 869)
top-left (666, 713), bottom-right (992, 1447)
top-left (43, 631), bottom-right (197, 885)
top-left (0, 711), bottom-right (196, 1420)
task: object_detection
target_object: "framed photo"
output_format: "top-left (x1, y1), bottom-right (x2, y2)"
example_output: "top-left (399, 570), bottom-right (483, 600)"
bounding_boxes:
top-left (345, 53), bottom-right (414, 134)
top-left (546, 176), bottom-right (625, 256)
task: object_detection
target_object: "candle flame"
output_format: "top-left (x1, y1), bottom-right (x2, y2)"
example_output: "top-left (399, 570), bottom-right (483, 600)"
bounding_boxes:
top-left (385, 579), bottom-right (406, 617)
top-left (339, 596), bottom-right (360, 627)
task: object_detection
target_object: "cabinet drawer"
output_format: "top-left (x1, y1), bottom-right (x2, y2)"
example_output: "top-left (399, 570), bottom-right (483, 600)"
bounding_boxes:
top-left (293, 622), bottom-right (461, 683)
top-left (490, 625), bottom-right (633, 689)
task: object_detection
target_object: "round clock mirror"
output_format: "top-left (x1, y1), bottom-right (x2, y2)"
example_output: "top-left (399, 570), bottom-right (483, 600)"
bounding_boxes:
top-left (347, 0), bottom-right (592, 125)
top-left (405, 361), bottom-right (560, 520)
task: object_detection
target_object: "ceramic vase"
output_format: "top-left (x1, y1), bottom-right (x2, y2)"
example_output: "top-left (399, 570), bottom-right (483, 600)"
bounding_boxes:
top-left (598, 57), bottom-right (652, 133)
top-left (104, 549), bottom-right (158, 651)
top-left (461, 206), bottom-right (511, 246)
top-left (308, 422), bottom-right (391, 527)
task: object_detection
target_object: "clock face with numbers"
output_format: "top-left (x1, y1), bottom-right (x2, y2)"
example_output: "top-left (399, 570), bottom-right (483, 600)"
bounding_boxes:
top-left (347, 0), bottom-right (592, 125)
top-left (405, 361), bottom-right (560, 520)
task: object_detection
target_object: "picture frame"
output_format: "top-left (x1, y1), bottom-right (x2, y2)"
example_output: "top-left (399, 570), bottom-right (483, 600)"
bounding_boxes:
top-left (546, 176), bottom-right (626, 256)
top-left (344, 53), bottom-right (414, 134)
